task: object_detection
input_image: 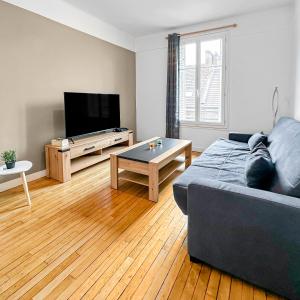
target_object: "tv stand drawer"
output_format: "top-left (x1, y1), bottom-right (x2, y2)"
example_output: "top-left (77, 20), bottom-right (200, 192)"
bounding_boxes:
top-left (109, 133), bottom-right (129, 146)
top-left (70, 132), bottom-right (129, 159)
top-left (71, 142), bottom-right (101, 159)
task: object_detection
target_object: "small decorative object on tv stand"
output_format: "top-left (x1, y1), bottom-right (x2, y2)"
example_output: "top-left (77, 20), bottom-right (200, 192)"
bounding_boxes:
top-left (51, 138), bottom-right (69, 149)
top-left (113, 127), bottom-right (128, 132)
top-left (45, 130), bottom-right (133, 183)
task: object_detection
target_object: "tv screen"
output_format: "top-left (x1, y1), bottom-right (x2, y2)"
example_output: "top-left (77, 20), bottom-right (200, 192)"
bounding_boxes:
top-left (64, 92), bottom-right (120, 138)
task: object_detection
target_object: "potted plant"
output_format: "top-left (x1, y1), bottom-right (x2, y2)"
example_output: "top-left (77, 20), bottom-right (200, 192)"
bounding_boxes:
top-left (1, 150), bottom-right (16, 169)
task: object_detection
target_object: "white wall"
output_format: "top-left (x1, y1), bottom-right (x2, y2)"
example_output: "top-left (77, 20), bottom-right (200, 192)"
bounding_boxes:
top-left (136, 6), bottom-right (293, 151)
top-left (2, 0), bottom-right (135, 51)
top-left (294, 0), bottom-right (300, 120)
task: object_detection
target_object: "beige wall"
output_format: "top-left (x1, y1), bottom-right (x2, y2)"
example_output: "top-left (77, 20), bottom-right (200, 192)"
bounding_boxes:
top-left (0, 1), bottom-right (136, 183)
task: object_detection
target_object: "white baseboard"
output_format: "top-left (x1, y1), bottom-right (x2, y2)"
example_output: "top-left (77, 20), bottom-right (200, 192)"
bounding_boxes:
top-left (0, 170), bottom-right (46, 192)
top-left (192, 147), bottom-right (204, 153)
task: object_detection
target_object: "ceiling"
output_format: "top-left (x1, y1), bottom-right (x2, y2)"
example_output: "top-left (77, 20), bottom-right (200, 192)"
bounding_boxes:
top-left (64, 0), bottom-right (292, 37)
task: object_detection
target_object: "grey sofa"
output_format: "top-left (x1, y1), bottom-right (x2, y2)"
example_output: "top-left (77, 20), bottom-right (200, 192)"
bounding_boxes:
top-left (173, 117), bottom-right (300, 300)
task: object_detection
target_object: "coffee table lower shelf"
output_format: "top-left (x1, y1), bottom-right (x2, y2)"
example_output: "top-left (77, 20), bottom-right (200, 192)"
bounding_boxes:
top-left (118, 158), bottom-right (184, 187)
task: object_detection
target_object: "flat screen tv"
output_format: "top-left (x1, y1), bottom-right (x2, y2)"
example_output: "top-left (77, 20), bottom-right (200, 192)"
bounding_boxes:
top-left (64, 92), bottom-right (120, 138)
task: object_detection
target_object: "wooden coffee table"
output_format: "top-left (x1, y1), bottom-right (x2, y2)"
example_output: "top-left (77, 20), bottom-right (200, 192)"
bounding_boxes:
top-left (110, 137), bottom-right (192, 202)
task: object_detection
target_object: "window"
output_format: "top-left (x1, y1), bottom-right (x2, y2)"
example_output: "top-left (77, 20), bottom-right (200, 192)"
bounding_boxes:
top-left (179, 33), bottom-right (227, 126)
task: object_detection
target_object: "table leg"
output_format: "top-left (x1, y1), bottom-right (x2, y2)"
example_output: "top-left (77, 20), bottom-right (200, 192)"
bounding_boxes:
top-left (20, 172), bottom-right (31, 207)
top-left (185, 143), bottom-right (192, 168)
top-left (110, 154), bottom-right (118, 189)
top-left (149, 163), bottom-right (159, 202)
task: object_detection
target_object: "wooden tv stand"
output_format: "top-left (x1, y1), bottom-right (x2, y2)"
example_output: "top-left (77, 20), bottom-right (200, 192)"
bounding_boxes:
top-left (45, 130), bottom-right (133, 183)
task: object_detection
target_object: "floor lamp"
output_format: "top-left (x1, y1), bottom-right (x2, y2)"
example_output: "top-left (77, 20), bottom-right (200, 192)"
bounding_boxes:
top-left (272, 86), bottom-right (279, 127)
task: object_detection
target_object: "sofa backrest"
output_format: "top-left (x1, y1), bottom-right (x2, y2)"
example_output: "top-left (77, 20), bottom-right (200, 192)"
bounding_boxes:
top-left (268, 117), bottom-right (300, 198)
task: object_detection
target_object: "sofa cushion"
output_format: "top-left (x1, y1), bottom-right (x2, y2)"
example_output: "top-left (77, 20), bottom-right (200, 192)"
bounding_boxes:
top-left (245, 143), bottom-right (274, 189)
top-left (268, 117), bottom-right (300, 197)
top-left (248, 133), bottom-right (267, 150)
top-left (173, 138), bottom-right (250, 214)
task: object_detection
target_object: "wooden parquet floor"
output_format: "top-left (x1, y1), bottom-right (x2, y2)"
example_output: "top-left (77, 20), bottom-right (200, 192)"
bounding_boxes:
top-left (0, 158), bottom-right (283, 299)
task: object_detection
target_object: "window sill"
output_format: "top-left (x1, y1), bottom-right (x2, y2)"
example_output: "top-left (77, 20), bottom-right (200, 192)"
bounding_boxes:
top-left (180, 121), bottom-right (228, 130)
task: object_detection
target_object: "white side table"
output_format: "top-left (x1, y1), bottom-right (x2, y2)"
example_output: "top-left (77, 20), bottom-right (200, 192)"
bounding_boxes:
top-left (0, 161), bottom-right (33, 206)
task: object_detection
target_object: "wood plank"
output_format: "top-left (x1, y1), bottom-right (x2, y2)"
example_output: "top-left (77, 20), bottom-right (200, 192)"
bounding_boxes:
top-left (218, 274), bottom-right (232, 300)
top-left (118, 158), bottom-right (149, 175)
top-left (106, 204), bottom-right (178, 300)
top-left (242, 282), bottom-right (254, 300)
top-left (149, 162), bottom-right (159, 202)
top-left (254, 288), bottom-right (267, 300)
top-left (230, 278), bottom-right (243, 300)
top-left (133, 223), bottom-right (187, 299)
top-left (118, 170), bottom-right (149, 186)
top-left (168, 254), bottom-right (192, 299)
top-left (155, 243), bottom-right (188, 300)
top-left (192, 264), bottom-right (211, 300)
top-left (185, 142), bottom-right (192, 168)
top-left (205, 269), bottom-right (221, 300)
top-left (110, 154), bottom-right (119, 189)
top-left (180, 262), bottom-right (202, 299)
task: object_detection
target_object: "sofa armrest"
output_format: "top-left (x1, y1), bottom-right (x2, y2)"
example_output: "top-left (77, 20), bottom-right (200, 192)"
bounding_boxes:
top-left (187, 179), bottom-right (300, 299)
top-left (228, 132), bottom-right (252, 143)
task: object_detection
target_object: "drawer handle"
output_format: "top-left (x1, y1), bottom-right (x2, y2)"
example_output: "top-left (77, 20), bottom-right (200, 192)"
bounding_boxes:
top-left (114, 138), bottom-right (122, 142)
top-left (84, 146), bottom-right (95, 151)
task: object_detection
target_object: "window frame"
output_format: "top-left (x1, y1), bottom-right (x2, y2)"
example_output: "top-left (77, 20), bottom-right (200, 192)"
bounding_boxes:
top-left (179, 31), bottom-right (229, 129)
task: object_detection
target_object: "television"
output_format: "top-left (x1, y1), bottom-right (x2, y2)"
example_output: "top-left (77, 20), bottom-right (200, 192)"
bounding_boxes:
top-left (64, 92), bottom-right (120, 138)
